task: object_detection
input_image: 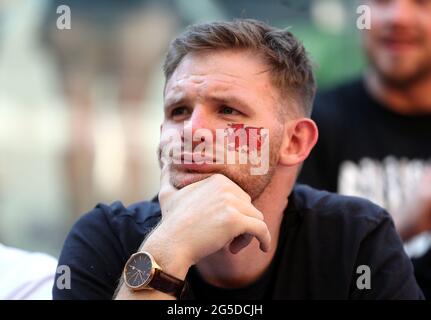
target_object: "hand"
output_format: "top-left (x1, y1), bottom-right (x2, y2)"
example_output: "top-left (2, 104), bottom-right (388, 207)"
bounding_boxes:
top-left (144, 161), bottom-right (271, 271)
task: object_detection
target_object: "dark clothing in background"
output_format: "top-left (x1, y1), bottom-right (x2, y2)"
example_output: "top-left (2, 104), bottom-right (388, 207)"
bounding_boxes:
top-left (299, 78), bottom-right (431, 299)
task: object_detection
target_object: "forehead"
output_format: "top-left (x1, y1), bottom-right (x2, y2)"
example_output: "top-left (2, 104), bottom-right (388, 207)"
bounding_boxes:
top-left (164, 50), bottom-right (279, 104)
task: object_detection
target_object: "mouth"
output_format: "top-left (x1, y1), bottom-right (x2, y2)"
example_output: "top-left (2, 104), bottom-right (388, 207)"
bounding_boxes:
top-left (175, 162), bottom-right (221, 173)
top-left (379, 36), bottom-right (419, 52)
top-left (169, 152), bottom-right (221, 173)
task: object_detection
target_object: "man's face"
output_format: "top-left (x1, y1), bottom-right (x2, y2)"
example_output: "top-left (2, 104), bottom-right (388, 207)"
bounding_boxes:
top-left (159, 50), bottom-right (285, 200)
top-left (363, 0), bottom-right (431, 86)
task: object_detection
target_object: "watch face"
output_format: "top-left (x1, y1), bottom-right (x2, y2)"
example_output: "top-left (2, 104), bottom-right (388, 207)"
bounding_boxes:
top-left (124, 252), bottom-right (153, 288)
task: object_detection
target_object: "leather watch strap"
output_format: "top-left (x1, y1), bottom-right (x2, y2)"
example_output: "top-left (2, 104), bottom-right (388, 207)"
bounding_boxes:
top-left (150, 268), bottom-right (186, 299)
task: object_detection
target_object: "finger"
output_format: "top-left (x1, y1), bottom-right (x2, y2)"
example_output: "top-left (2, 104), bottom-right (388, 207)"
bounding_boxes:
top-left (232, 200), bottom-right (264, 221)
top-left (208, 174), bottom-right (251, 203)
top-left (233, 187), bottom-right (252, 204)
top-left (238, 215), bottom-right (271, 253)
top-left (158, 160), bottom-right (176, 202)
top-left (226, 180), bottom-right (252, 203)
top-left (229, 234), bottom-right (253, 254)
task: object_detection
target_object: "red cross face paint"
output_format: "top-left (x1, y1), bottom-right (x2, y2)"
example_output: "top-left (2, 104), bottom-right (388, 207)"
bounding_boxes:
top-left (159, 122), bottom-right (270, 175)
top-left (225, 123), bottom-right (266, 154)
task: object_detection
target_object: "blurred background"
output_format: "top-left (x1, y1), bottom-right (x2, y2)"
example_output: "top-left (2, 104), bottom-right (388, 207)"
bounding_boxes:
top-left (0, 0), bottom-right (365, 257)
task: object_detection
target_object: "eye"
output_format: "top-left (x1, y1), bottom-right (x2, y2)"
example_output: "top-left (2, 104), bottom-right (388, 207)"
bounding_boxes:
top-left (170, 106), bottom-right (189, 119)
top-left (219, 105), bottom-right (241, 115)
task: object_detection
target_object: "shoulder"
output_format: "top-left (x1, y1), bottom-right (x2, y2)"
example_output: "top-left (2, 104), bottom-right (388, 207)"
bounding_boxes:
top-left (314, 78), bottom-right (365, 111)
top-left (80, 198), bottom-right (161, 228)
top-left (71, 198), bottom-right (162, 254)
top-left (291, 184), bottom-right (392, 236)
top-left (54, 198), bottom-right (162, 299)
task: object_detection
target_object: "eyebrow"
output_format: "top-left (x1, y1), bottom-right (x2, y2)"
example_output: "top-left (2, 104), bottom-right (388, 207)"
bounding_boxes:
top-left (164, 92), bottom-right (254, 115)
top-left (209, 94), bottom-right (254, 114)
top-left (164, 92), bottom-right (187, 110)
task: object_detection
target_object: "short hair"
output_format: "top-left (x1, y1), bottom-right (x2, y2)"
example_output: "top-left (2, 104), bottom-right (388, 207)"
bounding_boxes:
top-left (163, 19), bottom-right (316, 117)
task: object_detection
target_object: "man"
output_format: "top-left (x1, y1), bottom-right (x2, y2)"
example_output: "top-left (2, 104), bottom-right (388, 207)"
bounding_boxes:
top-left (53, 19), bottom-right (423, 300)
top-left (299, 0), bottom-right (431, 298)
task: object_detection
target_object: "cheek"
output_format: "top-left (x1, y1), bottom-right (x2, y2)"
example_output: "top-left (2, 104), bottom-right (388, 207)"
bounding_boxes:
top-left (159, 125), bottom-right (182, 146)
top-left (226, 123), bottom-right (265, 153)
top-left (423, 25), bottom-right (431, 49)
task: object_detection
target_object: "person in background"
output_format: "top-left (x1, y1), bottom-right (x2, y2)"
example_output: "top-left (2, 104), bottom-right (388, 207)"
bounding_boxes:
top-left (0, 243), bottom-right (57, 299)
top-left (299, 0), bottom-right (431, 298)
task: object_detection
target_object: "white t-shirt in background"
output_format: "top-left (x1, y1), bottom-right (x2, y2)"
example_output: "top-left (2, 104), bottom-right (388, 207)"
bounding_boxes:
top-left (0, 243), bottom-right (57, 300)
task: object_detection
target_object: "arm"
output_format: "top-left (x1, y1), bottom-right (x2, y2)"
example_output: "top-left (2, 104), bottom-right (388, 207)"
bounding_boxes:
top-left (115, 164), bottom-right (271, 300)
top-left (53, 205), bottom-right (128, 300)
top-left (115, 237), bottom-right (189, 300)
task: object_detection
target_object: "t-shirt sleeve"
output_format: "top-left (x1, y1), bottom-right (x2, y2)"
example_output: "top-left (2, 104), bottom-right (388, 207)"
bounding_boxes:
top-left (52, 206), bottom-right (129, 300)
top-left (350, 209), bottom-right (424, 299)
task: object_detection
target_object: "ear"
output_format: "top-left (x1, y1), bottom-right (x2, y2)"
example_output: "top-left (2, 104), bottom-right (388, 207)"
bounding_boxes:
top-left (278, 118), bottom-right (318, 167)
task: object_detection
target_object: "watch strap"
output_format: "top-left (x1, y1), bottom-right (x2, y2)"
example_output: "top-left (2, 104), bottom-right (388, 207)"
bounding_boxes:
top-left (150, 268), bottom-right (186, 299)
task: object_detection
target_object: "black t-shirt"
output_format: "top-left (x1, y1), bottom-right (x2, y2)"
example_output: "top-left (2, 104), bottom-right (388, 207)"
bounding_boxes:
top-left (299, 78), bottom-right (431, 193)
top-left (298, 78), bottom-right (431, 299)
top-left (53, 184), bottom-right (423, 300)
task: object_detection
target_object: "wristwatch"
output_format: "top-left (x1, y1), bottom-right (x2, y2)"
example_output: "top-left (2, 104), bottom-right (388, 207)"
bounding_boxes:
top-left (123, 251), bottom-right (186, 299)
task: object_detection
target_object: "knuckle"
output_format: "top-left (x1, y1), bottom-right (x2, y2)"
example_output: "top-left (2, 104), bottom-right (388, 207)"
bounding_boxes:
top-left (220, 192), bottom-right (235, 206)
top-left (255, 209), bottom-right (264, 221)
top-left (211, 174), bottom-right (231, 187)
top-left (210, 173), bottom-right (225, 183)
top-left (256, 220), bottom-right (269, 235)
top-left (220, 207), bottom-right (239, 225)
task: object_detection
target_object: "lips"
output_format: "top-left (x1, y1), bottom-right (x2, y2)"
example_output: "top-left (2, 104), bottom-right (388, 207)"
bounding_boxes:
top-left (177, 163), bottom-right (219, 173)
top-left (379, 35), bottom-right (419, 52)
top-left (171, 153), bottom-right (221, 173)
top-left (170, 152), bottom-right (215, 164)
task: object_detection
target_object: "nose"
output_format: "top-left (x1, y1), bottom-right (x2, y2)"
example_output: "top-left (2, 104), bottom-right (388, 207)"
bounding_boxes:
top-left (382, 0), bottom-right (416, 28)
top-left (182, 105), bottom-right (215, 145)
top-left (184, 105), bottom-right (210, 131)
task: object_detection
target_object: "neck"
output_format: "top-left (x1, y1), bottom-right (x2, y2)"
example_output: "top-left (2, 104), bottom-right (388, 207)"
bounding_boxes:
top-left (365, 69), bottom-right (431, 115)
top-left (195, 167), bottom-right (294, 288)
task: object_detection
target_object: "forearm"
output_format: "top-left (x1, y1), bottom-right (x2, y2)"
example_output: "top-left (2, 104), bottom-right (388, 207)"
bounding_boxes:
top-left (115, 282), bottom-right (175, 300)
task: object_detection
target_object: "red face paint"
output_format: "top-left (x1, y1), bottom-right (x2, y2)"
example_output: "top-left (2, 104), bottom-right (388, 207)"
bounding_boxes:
top-left (225, 123), bottom-right (265, 154)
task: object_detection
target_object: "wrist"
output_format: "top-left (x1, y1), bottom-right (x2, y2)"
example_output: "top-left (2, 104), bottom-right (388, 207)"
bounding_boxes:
top-left (141, 230), bottom-right (192, 280)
